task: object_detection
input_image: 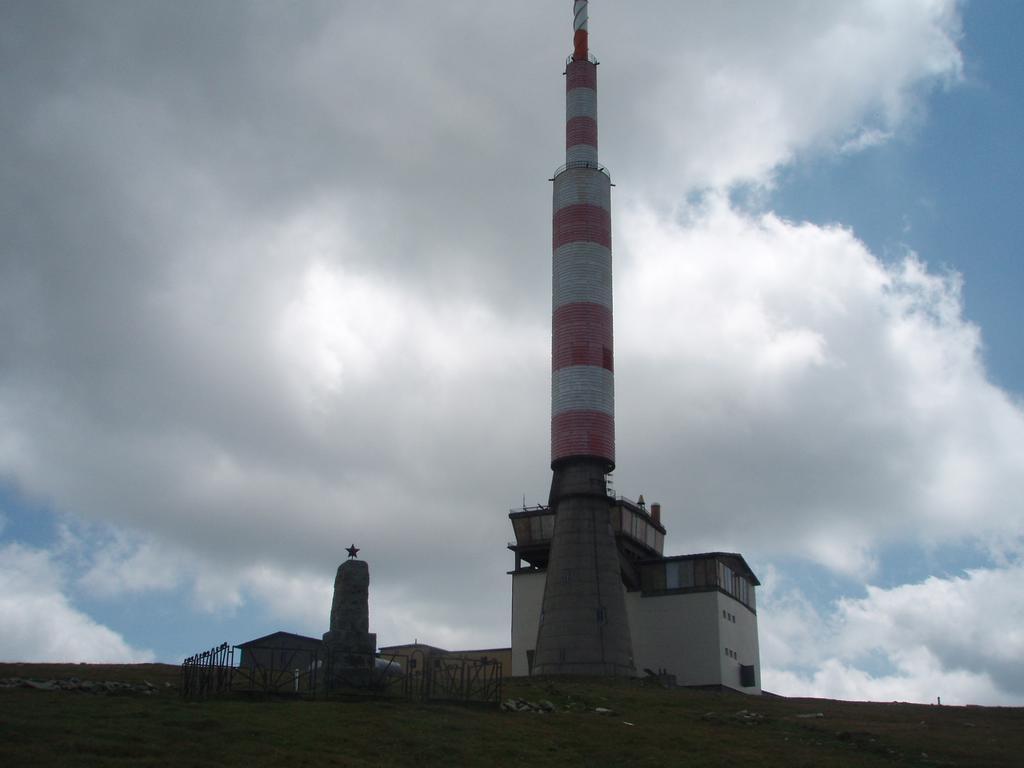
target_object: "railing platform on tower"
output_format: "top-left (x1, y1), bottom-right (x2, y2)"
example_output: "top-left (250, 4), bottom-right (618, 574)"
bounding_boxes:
top-left (551, 160), bottom-right (611, 180)
top-left (566, 52), bottom-right (599, 67)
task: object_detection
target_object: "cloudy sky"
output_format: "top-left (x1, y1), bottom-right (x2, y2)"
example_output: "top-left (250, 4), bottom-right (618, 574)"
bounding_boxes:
top-left (2, 0), bottom-right (1022, 705)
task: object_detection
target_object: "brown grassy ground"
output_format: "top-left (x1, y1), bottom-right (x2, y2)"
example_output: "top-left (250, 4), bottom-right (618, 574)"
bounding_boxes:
top-left (1, 663), bottom-right (1021, 767)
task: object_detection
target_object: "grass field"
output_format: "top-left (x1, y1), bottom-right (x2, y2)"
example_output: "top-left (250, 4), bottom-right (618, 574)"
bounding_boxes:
top-left (1, 663), bottom-right (1021, 767)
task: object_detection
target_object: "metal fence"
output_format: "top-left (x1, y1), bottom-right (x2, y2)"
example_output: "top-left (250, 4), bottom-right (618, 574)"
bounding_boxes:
top-left (181, 642), bottom-right (234, 699)
top-left (426, 655), bottom-right (502, 703)
top-left (181, 642), bottom-right (501, 705)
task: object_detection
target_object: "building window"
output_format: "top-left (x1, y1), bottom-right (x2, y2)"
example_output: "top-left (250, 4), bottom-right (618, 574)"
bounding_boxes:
top-left (694, 560), bottom-right (706, 587)
top-left (740, 664), bottom-right (756, 688)
top-left (679, 560), bottom-right (694, 588)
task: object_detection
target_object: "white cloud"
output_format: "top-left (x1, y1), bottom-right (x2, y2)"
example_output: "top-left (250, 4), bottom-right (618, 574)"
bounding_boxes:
top-left (601, 0), bottom-right (963, 193)
top-left (76, 531), bottom-right (184, 598)
top-left (766, 656), bottom-right (1008, 707)
top-left (840, 128), bottom-right (894, 154)
top-left (614, 199), bottom-right (1024, 571)
top-left (0, 543), bottom-right (153, 663)
top-left (760, 564), bottom-right (1024, 705)
top-left (243, 563), bottom-right (333, 633)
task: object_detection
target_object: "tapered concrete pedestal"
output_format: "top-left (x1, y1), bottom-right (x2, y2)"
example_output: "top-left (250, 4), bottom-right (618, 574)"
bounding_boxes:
top-left (532, 460), bottom-right (634, 676)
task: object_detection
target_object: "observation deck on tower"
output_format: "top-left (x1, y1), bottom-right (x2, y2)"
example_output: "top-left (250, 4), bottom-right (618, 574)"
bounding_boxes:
top-left (508, 495), bottom-right (666, 581)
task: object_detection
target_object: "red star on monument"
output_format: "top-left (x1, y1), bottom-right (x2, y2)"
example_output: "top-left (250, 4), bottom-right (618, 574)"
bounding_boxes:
top-left (346, 544), bottom-right (360, 559)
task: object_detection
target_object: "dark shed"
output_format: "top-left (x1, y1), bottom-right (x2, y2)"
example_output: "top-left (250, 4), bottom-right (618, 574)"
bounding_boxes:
top-left (237, 631), bottom-right (324, 674)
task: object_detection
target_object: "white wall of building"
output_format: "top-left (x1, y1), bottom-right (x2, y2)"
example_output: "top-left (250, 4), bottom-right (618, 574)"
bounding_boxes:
top-left (626, 589), bottom-right (720, 687)
top-left (510, 571), bottom-right (760, 693)
top-left (715, 591), bottom-right (761, 693)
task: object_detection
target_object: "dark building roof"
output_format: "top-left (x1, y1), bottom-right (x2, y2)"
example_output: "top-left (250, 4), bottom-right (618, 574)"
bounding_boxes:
top-left (639, 552), bottom-right (761, 586)
top-left (378, 642), bottom-right (450, 655)
top-left (237, 631), bottom-right (323, 648)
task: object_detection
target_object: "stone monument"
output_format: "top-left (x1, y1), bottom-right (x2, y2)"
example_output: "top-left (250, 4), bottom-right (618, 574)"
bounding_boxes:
top-left (322, 544), bottom-right (376, 685)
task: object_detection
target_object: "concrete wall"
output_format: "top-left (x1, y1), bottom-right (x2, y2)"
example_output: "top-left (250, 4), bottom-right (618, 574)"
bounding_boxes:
top-left (510, 570), bottom-right (761, 693)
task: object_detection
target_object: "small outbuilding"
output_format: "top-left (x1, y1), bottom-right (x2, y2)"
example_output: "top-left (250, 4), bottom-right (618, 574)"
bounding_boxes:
top-left (378, 643), bottom-right (512, 677)
top-left (237, 631), bottom-right (324, 674)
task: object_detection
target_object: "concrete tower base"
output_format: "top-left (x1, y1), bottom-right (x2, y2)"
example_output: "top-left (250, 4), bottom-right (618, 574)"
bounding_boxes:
top-left (531, 460), bottom-right (635, 676)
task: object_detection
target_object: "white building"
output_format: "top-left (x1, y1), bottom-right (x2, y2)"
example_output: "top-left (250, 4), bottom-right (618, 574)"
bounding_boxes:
top-left (509, 498), bottom-right (761, 693)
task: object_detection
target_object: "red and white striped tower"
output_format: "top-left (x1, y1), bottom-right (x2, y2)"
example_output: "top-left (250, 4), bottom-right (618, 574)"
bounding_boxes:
top-left (533, 1), bottom-right (635, 677)
top-left (551, 0), bottom-right (614, 469)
